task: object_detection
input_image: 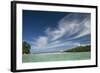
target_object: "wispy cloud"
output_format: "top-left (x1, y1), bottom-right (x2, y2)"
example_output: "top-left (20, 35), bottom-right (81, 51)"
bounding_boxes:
top-left (45, 41), bottom-right (81, 49)
top-left (35, 36), bottom-right (48, 48)
top-left (73, 16), bottom-right (90, 39)
top-left (45, 13), bottom-right (90, 41)
top-left (30, 13), bottom-right (91, 53)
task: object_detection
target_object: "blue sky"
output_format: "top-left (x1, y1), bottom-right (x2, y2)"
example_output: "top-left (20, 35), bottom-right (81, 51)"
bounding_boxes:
top-left (23, 10), bottom-right (91, 53)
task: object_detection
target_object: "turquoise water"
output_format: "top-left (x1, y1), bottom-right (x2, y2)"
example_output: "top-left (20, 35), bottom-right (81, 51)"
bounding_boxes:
top-left (22, 52), bottom-right (91, 63)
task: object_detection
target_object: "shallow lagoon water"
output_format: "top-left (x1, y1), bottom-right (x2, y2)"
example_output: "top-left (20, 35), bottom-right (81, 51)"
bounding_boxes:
top-left (22, 52), bottom-right (91, 63)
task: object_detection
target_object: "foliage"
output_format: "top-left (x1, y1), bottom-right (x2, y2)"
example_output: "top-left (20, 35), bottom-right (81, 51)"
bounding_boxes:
top-left (64, 45), bottom-right (91, 52)
top-left (23, 41), bottom-right (31, 54)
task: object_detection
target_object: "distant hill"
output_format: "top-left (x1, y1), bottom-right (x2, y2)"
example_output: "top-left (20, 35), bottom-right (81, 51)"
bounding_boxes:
top-left (64, 45), bottom-right (91, 52)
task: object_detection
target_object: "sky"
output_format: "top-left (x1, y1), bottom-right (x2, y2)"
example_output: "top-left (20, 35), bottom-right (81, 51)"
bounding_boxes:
top-left (23, 10), bottom-right (91, 53)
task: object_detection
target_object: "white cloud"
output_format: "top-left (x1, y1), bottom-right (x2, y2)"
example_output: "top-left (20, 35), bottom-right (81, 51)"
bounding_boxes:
top-left (46, 27), bottom-right (65, 41)
top-left (44, 41), bottom-right (81, 49)
top-left (31, 13), bottom-right (90, 52)
top-left (45, 15), bottom-right (72, 41)
top-left (60, 14), bottom-right (90, 38)
top-left (73, 16), bottom-right (90, 39)
top-left (35, 36), bottom-right (48, 48)
top-left (46, 13), bottom-right (91, 41)
top-left (49, 40), bottom-right (61, 45)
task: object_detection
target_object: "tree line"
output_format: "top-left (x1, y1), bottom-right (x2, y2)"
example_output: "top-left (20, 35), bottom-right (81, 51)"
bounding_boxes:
top-left (64, 45), bottom-right (91, 52)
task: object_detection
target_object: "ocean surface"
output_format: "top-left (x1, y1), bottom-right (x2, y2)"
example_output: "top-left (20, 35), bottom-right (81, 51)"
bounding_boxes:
top-left (22, 52), bottom-right (91, 63)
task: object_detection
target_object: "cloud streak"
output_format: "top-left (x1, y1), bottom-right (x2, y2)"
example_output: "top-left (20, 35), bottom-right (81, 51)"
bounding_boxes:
top-left (31, 13), bottom-right (91, 53)
top-left (46, 13), bottom-right (91, 41)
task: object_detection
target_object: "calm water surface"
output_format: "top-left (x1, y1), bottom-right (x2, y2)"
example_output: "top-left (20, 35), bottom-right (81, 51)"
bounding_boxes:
top-left (22, 52), bottom-right (91, 63)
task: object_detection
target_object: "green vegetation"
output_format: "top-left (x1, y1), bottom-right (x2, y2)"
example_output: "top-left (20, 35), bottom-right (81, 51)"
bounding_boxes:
top-left (64, 45), bottom-right (91, 52)
top-left (23, 41), bottom-right (31, 54)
